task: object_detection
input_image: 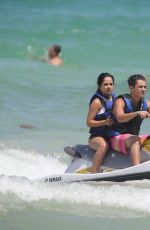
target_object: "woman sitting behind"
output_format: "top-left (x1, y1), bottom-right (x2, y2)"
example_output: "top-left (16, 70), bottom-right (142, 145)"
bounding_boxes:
top-left (86, 73), bottom-right (116, 173)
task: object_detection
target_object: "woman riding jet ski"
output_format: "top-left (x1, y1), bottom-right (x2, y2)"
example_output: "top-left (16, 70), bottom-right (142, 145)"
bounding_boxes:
top-left (86, 72), bottom-right (116, 173)
top-left (40, 74), bottom-right (150, 184)
top-left (86, 74), bottom-right (150, 173)
top-left (63, 74), bottom-right (150, 182)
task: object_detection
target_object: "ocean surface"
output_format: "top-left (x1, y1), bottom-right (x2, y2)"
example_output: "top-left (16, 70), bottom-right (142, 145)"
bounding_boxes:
top-left (0, 0), bottom-right (150, 229)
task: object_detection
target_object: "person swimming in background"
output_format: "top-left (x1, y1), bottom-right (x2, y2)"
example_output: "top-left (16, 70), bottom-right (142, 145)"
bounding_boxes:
top-left (47, 44), bottom-right (64, 66)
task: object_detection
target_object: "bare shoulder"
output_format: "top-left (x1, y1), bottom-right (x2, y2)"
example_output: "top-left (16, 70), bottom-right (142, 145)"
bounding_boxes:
top-left (113, 97), bottom-right (125, 115)
top-left (114, 97), bottom-right (125, 107)
top-left (90, 98), bottom-right (102, 107)
top-left (87, 98), bottom-right (102, 119)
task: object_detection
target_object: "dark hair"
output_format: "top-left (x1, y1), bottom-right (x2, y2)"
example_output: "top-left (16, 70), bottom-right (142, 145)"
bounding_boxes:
top-left (128, 74), bottom-right (146, 87)
top-left (53, 44), bottom-right (61, 54)
top-left (97, 72), bottom-right (114, 88)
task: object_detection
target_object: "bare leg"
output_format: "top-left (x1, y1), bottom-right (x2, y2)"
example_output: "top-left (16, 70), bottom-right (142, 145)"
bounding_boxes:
top-left (89, 137), bottom-right (109, 173)
top-left (125, 135), bottom-right (141, 165)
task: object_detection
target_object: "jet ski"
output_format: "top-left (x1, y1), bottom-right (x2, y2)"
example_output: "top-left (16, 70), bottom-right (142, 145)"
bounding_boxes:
top-left (38, 136), bottom-right (150, 183)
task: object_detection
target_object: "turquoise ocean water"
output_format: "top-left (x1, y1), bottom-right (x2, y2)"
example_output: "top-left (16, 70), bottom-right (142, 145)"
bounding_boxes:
top-left (0, 0), bottom-right (150, 229)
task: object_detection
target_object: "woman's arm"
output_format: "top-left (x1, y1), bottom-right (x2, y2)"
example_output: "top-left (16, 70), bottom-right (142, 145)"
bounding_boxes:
top-left (86, 99), bottom-right (113, 127)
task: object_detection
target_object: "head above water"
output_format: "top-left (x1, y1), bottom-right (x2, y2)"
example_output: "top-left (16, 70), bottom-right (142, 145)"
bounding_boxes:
top-left (128, 74), bottom-right (146, 87)
top-left (48, 44), bottom-right (62, 58)
top-left (97, 72), bottom-right (115, 88)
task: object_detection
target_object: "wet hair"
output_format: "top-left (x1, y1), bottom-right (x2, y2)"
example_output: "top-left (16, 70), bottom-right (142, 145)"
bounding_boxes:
top-left (97, 72), bottom-right (114, 88)
top-left (52, 44), bottom-right (61, 54)
top-left (128, 74), bottom-right (146, 87)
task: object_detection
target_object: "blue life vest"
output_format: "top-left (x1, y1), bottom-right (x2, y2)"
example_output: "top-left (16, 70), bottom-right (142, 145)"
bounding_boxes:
top-left (109, 94), bottom-right (147, 136)
top-left (89, 91), bottom-right (116, 137)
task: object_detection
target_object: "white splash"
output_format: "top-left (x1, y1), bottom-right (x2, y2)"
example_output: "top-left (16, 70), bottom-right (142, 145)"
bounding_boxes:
top-left (0, 145), bottom-right (66, 179)
top-left (0, 146), bottom-right (150, 217)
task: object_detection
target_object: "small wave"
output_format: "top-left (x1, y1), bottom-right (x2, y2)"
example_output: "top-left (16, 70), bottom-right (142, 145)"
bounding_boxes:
top-left (1, 146), bottom-right (150, 217)
top-left (0, 175), bottom-right (150, 217)
top-left (0, 145), bottom-right (66, 180)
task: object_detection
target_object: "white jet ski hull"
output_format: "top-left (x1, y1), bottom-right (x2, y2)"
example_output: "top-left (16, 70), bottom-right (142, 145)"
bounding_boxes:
top-left (37, 136), bottom-right (150, 183)
top-left (64, 142), bottom-right (150, 173)
top-left (38, 160), bottom-right (150, 183)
